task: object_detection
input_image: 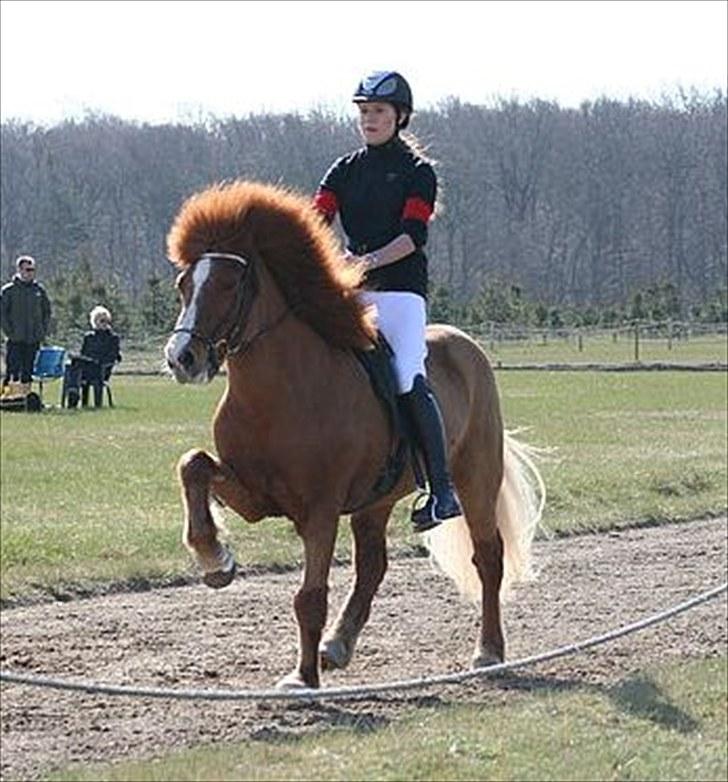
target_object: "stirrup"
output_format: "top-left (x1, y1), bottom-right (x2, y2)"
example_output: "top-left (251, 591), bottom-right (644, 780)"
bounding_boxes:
top-left (411, 486), bottom-right (463, 533)
top-left (411, 492), bottom-right (441, 533)
top-left (435, 485), bottom-right (463, 520)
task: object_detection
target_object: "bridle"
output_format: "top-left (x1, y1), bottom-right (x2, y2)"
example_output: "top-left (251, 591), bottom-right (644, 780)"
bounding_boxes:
top-left (171, 251), bottom-right (288, 374)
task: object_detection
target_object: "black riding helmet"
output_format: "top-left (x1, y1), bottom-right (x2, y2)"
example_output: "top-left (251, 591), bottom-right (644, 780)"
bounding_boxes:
top-left (353, 70), bottom-right (413, 129)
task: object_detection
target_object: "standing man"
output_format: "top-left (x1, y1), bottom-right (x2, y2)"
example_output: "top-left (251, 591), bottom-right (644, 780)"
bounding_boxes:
top-left (1, 255), bottom-right (52, 396)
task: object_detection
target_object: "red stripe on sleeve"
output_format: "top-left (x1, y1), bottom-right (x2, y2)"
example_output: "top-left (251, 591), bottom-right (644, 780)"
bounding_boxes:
top-left (313, 188), bottom-right (339, 219)
top-left (402, 196), bottom-right (433, 223)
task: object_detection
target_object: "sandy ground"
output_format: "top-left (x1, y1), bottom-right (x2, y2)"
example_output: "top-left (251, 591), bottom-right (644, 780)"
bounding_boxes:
top-left (1, 516), bottom-right (726, 781)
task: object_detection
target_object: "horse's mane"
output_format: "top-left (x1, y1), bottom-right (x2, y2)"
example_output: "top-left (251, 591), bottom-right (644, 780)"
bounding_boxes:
top-left (166, 180), bottom-right (377, 351)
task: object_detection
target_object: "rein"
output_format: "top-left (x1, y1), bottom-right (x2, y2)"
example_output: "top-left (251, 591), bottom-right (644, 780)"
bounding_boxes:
top-left (172, 252), bottom-right (289, 371)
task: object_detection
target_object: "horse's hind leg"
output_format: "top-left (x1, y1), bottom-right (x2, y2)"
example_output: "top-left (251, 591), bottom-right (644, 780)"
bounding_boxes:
top-left (461, 483), bottom-right (505, 667)
top-left (472, 526), bottom-right (505, 667)
top-left (177, 449), bottom-right (236, 589)
top-left (319, 502), bottom-right (393, 671)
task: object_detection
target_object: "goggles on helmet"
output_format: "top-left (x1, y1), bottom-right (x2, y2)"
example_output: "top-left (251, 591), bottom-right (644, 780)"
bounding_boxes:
top-left (353, 70), bottom-right (413, 115)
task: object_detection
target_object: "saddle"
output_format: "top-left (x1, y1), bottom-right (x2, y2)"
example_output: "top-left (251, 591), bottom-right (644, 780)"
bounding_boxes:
top-left (349, 334), bottom-right (425, 513)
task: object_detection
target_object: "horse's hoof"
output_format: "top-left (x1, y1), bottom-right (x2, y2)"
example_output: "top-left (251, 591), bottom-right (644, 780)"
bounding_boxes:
top-left (319, 638), bottom-right (351, 671)
top-left (276, 671), bottom-right (317, 690)
top-left (472, 648), bottom-right (504, 670)
top-left (202, 561), bottom-right (237, 590)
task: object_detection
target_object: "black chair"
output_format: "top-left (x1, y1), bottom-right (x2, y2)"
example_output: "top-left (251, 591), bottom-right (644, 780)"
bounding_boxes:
top-left (62, 358), bottom-right (114, 409)
top-left (81, 362), bottom-right (114, 408)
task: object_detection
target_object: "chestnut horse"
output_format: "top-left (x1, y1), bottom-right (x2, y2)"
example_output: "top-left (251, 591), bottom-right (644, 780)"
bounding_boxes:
top-left (164, 180), bottom-right (544, 689)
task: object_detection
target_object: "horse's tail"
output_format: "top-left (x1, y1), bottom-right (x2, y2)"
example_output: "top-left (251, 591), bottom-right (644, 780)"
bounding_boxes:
top-left (497, 431), bottom-right (546, 589)
top-left (424, 430), bottom-right (546, 603)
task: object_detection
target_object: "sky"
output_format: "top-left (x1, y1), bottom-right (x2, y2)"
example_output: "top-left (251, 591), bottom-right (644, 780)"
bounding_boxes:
top-left (1, 0), bottom-right (726, 127)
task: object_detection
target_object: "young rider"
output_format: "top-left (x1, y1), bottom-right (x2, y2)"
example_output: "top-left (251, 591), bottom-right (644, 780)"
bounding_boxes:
top-left (313, 70), bottom-right (463, 533)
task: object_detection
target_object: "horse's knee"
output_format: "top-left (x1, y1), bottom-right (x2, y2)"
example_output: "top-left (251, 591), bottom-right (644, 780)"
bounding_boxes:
top-left (177, 449), bottom-right (216, 485)
top-left (178, 450), bottom-right (220, 549)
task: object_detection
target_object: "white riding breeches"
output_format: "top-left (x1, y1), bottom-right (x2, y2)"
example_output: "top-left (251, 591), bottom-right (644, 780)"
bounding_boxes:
top-left (360, 291), bottom-right (427, 394)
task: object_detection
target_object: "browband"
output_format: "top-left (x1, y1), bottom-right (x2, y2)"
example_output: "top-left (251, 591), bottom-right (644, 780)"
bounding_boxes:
top-left (199, 252), bottom-right (248, 266)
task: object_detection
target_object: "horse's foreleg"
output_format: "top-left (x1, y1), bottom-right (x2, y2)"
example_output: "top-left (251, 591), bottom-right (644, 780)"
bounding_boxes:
top-left (277, 519), bottom-right (338, 690)
top-left (209, 459), bottom-right (270, 522)
top-left (177, 449), bottom-right (236, 589)
top-left (319, 503), bottom-right (392, 671)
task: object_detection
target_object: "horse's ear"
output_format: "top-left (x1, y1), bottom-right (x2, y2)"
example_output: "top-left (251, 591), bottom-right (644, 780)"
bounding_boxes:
top-left (162, 257), bottom-right (184, 289)
top-left (165, 257), bottom-right (184, 285)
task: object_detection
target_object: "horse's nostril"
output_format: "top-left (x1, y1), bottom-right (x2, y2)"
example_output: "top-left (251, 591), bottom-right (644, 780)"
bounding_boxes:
top-left (180, 349), bottom-right (195, 370)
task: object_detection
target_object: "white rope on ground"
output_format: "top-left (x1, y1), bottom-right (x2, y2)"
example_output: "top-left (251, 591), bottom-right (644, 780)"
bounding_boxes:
top-left (0, 582), bottom-right (725, 703)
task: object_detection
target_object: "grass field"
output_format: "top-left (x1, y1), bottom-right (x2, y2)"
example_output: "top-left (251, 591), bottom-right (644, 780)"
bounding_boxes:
top-left (0, 369), bottom-right (725, 601)
top-left (2, 364), bottom-right (726, 782)
top-left (49, 656), bottom-right (727, 782)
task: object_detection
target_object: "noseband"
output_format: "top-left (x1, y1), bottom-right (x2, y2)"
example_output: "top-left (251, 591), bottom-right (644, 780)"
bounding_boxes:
top-left (172, 251), bottom-right (287, 373)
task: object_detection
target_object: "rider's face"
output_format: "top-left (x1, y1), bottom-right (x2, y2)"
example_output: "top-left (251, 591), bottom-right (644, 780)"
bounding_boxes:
top-left (357, 102), bottom-right (398, 145)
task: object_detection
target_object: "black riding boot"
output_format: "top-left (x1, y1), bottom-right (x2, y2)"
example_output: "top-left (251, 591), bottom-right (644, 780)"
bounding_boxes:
top-left (401, 375), bottom-right (463, 533)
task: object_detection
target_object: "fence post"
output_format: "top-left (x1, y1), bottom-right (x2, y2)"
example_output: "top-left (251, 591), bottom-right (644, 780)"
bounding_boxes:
top-left (633, 321), bottom-right (640, 362)
top-left (667, 319), bottom-right (673, 351)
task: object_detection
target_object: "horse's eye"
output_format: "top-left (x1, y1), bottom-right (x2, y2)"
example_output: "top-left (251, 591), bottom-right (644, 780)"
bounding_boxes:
top-left (175, 272), bottom-right (193, 302)
top-left (221, 276), bottom-right (240, 290)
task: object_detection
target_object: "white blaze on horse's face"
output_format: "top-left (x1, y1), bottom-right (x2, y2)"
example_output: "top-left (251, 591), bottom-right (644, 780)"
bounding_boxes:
top-left (165, 258), bottom-right (216, 384)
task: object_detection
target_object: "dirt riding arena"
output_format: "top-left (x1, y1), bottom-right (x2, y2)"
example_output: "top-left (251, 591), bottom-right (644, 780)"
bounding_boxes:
top-left (1, 516), bottom-right (726, 781)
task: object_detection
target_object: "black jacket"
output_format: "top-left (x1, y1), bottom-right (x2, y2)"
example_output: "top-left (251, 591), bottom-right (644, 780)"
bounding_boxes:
top-left (0, 275), bottom-right (51, 343)
top-left (314, 136), bottom-right (437, 299)
top-left (80, 329), bottom-right (122, 379)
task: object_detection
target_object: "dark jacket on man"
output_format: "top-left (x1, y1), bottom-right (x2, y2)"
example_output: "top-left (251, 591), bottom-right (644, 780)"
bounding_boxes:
top-left (0, 274), bottom-right (51, 343)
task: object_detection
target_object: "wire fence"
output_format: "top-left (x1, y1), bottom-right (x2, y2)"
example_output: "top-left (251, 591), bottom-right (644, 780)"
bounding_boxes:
top-left (2, 321), bottom-right (726, 375)
top-left (466, 320), bottom-right (727, 365)
top-left (469, 319), bottom-right (727, 343)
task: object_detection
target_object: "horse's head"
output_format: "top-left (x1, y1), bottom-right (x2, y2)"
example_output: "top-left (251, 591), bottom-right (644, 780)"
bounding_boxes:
top-left (165, 252), bottom-right (257, 383)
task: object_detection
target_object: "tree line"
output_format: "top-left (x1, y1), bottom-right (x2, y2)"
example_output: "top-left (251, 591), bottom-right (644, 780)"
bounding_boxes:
top-left (1, 88), bottom-right (726, 341)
